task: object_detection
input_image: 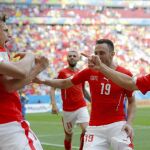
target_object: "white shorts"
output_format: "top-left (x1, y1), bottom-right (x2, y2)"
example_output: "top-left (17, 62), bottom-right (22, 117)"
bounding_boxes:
top-left (83, 121), bottom-right (134, 150)
top-left (62, 106), bottom-right (89, 134)
top-left (0, 121), bottom-right (43, 150)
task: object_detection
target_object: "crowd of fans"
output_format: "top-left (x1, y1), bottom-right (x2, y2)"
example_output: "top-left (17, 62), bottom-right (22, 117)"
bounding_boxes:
top-left (1, 4), bottom-right (150, 19)
top-left (1, 3), bottom-right (149, 95)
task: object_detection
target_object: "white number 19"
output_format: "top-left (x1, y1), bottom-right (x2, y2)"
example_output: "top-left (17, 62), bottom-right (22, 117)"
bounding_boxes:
top-left (100, 83), bottom-right (111, 95)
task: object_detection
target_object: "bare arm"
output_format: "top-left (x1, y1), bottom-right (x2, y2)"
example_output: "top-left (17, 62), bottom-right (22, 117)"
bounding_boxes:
top-left (12, 52), bottom-right (35, 76)
top-left (2, 56), bottom-right (49, 92)
top-left (99, 63), bottom-right (138, 91)
top-left (81, 53), bottom-right (138, 91)
top-left (122, 96), bottom-right (136, 140)
top-left (0, 52), bottom-right (35, 79)
top-left (0, 62), bottom-right (26, 79)
top-left (50, 87), bottom-right (59, 114)
top-left (33, 77), bottom-right (74, 89)
top-left (126, 96), bottom-right (136, 125)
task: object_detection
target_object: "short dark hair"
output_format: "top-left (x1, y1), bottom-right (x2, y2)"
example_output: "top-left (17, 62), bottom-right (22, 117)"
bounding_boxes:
top-left (0, 14), bottom-right (7, 23)
top-left (96, 39), bottom-right (114, 52)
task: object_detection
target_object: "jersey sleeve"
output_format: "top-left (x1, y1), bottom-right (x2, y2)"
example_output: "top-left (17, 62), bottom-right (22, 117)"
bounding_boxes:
top-left (57, 70), bottom-right (64, 79)
top-left (71, 68), bottom-right (90, 85)
top-left (136, 74), bottom-right (150, 94)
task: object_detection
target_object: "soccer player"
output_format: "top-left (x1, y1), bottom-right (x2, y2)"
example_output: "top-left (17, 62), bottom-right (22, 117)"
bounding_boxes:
top-left (0, 14), bottom-right (49, 150)
top-left (37, 50), bottom-right (90, 150)
top-left (84, 53), bottom-right (150, 94)
top-left (33, 39), bottom-right (136, 150)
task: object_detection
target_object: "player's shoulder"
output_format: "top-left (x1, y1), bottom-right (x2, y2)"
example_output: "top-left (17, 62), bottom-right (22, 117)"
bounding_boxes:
top-left (59, 67), bottom-right (68, 73)
top-left (116, 66), bottom-right (132, 76)
top-left (77, 67), bottom-right (92, 74)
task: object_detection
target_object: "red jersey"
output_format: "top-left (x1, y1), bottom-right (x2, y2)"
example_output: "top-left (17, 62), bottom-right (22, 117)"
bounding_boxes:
top-left (71, 66), bottom-right (133, 126)
top-left (136, 74), bottom-right (150, 94)
top-left (57, 67), bottom-right (86, 111)
top-left (0, 46), bottom-right (23, 124)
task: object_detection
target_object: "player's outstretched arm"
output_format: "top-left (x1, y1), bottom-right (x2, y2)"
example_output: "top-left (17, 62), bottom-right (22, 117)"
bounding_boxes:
top-left (2, 56), bottom-right (49, 92)
top-left (33, 77), bottom-right (74, 89)
top-left (81, 53), bottom-right (138, 91)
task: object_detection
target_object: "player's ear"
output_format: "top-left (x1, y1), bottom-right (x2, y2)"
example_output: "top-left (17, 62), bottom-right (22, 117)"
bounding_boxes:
top-left (112, 51), bottom-right (115, 56)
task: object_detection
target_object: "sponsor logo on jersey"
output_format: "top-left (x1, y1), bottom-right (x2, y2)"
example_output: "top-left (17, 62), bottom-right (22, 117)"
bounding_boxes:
top-left (103, 77), bottom-right (109, 82)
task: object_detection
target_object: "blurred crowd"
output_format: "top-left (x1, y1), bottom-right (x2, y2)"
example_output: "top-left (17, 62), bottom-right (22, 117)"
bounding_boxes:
top-left (1, 4), bottom-right (149, 95)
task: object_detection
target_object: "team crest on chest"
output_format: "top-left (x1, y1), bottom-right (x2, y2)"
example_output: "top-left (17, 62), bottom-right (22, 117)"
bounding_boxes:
top-left (90, 75), bottom-right (98, 81)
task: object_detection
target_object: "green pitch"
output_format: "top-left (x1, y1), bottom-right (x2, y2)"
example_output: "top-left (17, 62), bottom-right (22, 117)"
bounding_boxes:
top-left (26, 107), bottom-right (150, 150)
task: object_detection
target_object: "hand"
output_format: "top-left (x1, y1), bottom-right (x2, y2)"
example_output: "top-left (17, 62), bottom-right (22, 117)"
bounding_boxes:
top-left (32, 77), bottom-right (43, 84)
top-left (51, 104), bottom-right (59, 115)
top-left (122, 123), bottom-right (134, 141)
top-left (81, 53), bottom-right (102, 70)
top-left (35, 56), bottom-right (49, 70)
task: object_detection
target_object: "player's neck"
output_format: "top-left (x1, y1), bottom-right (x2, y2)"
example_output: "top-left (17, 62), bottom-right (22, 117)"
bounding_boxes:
top-left (68, 66), bottom-right (76, 71)
top-left (108, 62), bottom-right (117, 70)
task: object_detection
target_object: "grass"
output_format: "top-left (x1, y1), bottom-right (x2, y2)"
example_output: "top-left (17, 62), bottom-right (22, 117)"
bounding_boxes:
top-left (26, 107), bottom-right (150, 150)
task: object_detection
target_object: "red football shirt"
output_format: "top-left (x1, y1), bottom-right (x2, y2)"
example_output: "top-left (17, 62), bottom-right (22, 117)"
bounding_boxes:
top-left (136, 74), bottom-right (150, 94)
top-left (57, 67), bottom-right (86, 111)
top-left (71, 66), bottom-right (133, 126)
top-left (0, 46), bottom-right (23, 123)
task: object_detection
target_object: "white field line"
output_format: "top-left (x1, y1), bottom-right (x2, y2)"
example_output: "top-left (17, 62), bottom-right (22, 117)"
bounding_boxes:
top-left (41, 142), bottom-right (79, 149)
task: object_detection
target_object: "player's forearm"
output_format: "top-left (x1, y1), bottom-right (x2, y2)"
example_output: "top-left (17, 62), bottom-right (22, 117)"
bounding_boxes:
top-left (99, 63), bottom-right (137, 91)
top-left (0, 62), bottom-right (26, 79)
top-left (50, 87), bottom-right (57, 105)
top-left (3, 64), bottom-right (44, 92)
top-left (127, 99), bottom-right (136, 125)
top-left (42, 79), bottom-right (73, 89)
top-left (14, 53), bottom-right (35, 76)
